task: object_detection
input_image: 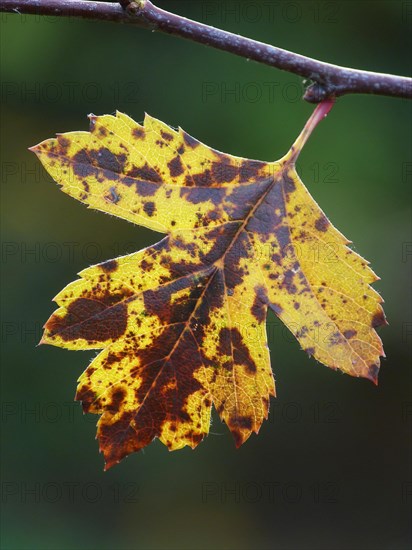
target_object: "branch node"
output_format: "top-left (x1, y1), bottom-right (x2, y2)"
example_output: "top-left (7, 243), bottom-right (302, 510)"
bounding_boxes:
top-left (128, 1), bottom-right (146, 15)
top-left (303, 83), bottom-right (334, 104)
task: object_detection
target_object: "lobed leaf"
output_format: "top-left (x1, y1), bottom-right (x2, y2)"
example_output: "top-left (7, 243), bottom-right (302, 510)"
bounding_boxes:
top-left (31, 103), bottom-right (386, 469)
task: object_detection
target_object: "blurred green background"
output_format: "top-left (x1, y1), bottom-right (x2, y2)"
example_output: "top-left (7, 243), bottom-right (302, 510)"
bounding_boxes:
top-left (1, 1), bottom-right (411, 549)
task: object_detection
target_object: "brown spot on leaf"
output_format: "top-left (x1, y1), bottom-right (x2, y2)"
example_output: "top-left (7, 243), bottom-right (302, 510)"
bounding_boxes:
top-left (46, 295), bottom-right (129, 342)
top-left (282, 174), bottom-right (296, 194)
top-left (122, 177), bottom-right (158, 197)
top-left (211, 162), bottom-right (238, 184)
top-left (127, 163), bottom-right (162, 183)
top-left (161, 130), bottom-right (173, 141)
top-left (372, 310), bottom-right (387, 328)
top-left (231, 328), bottom-right (257, 374)
top-left (89, 148), bottom-right (126, 174)
top-left (168, 156), bottom-right (184, 177)
top-left (101, 259), bottom-right (118, 273)
top-left (75, 385), bottom-right (96, 413)
top-left (143, 272), bottom-right (210, 325)
top-left (58, 136), bottom-right (70, 154)
top-left (280, 270), bottom-right (297, 294)
top-left (143, 201), bottom-right (156, 217)
top-left (239, 160), bottom-right (264, 182)
top-left (107, 388), bottom-right (126, 412)
top-left (132, 127), bottom-right (144, 139)
top-left (72, 150), bottom-right (95, 178)
top-left (315, 215), bottom-right (329, 232)
top-left (192, 170), bottom-right (213, 187)
top-left (251, 285), bottom-right (268, 323)
top-left (230, 415), bottom-right (252, 430)
top-left (182, 131), bottom-right (200, 149)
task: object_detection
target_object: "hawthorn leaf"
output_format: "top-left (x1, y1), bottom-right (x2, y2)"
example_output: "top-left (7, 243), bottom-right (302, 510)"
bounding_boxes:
top-left (31, 100), bottom-right (386, 469)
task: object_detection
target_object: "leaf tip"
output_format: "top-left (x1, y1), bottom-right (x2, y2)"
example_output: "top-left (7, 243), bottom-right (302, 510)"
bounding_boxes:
top-left (366, 364), bottom-right (380, 386)
top-left (103, 461), bottom-right (113, 472)
top-left (231, 426), bottom-right (252, 449)
top-left (102, 452), bottom-right (122, 471)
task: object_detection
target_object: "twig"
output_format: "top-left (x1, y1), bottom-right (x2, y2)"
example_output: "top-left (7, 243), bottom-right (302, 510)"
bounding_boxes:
top-left (1, 0), bottom-right (411, 102)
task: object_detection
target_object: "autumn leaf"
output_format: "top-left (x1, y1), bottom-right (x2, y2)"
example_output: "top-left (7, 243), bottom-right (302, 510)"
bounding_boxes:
top-left (30, 100), bottom-right (386, 469)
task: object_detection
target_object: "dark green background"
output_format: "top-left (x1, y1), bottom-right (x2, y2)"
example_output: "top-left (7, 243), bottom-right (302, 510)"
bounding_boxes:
top-left (1, 1), bottom-right (411, 549)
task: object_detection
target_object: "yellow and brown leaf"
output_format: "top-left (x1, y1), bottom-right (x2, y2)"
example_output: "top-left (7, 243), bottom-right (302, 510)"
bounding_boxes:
top-left (31, 102), bottom-right (386, 469)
